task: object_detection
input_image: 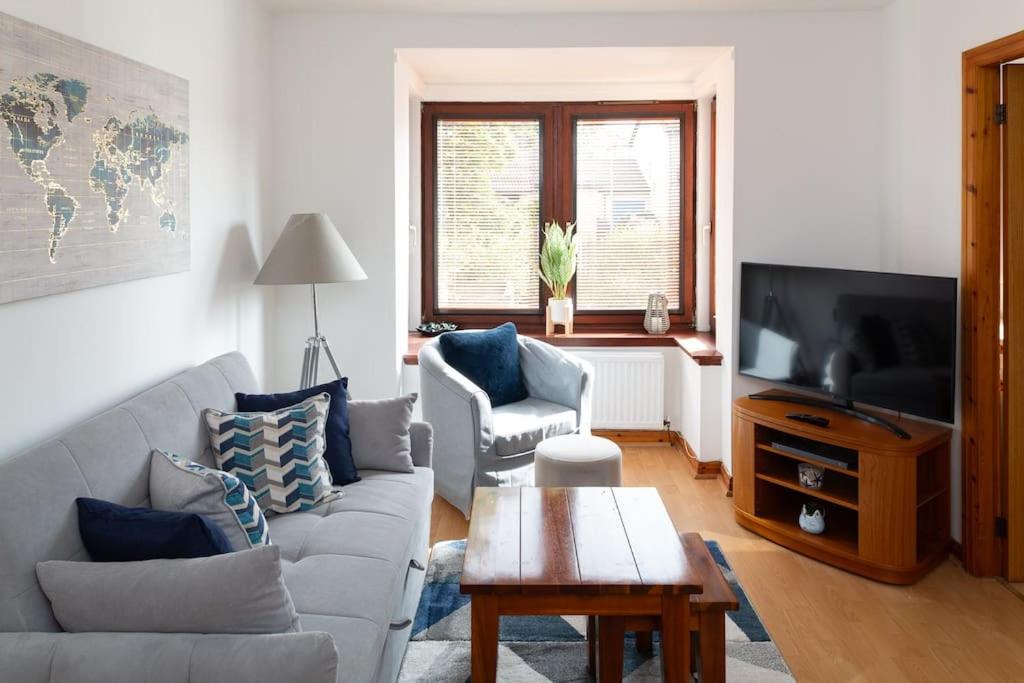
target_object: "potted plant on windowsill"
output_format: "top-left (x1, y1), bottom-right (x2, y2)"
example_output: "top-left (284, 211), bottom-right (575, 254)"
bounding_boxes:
top-left (538, 221), bottom-right (577, 335)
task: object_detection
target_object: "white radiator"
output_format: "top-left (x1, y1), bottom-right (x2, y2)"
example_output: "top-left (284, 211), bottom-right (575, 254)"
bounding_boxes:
top-left (571, 351), bottom-right (665, 430)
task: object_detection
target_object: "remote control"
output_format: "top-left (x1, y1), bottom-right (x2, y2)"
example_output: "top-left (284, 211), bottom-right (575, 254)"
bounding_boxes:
top-left (786, 413), bottom-right (830, 428)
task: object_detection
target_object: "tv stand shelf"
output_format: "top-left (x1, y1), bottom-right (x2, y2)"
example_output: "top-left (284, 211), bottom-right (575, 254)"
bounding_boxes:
top-left (733, 391), bottom-right (952, 584)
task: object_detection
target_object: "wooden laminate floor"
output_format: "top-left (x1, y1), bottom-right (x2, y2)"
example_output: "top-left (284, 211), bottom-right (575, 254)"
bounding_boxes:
top-left (428, 443), bottom-right (1024, 682)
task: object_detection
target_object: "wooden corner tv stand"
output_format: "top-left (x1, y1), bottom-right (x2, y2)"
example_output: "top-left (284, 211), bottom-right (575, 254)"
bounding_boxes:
top-left (732, 391), bottom-right (952, 584)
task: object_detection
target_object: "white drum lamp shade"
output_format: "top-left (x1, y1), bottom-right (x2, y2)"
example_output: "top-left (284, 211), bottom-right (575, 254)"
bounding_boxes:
top-left (255, 213), bottom-right (366, 285)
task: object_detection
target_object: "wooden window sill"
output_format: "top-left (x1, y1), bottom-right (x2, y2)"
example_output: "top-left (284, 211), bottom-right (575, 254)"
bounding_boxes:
top-left (404, 328), bottom-right (723, 366)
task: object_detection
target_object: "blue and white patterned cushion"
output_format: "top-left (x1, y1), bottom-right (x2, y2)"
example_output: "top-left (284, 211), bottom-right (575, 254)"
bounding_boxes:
top-left (204, 393), bottom-right (335, 514)
top-left (149, 448), bottom-right (270, 550)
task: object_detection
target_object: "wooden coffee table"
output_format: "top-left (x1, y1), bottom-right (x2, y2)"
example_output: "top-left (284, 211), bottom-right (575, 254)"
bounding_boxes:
top-left (460, 486), bottom-right (702, 682)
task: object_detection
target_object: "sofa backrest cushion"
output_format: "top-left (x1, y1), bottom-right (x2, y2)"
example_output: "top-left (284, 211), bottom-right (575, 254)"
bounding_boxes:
top-left (0, 352), bottom-right (257, 633)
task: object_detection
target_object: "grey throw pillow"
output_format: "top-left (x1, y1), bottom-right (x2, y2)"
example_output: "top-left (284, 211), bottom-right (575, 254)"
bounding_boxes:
top-left (36, 545), bottom-right (300, 634)
top-left (149, 449), bottom-right (270, 551)
top-left (348, 394), bottom-right (417, 473)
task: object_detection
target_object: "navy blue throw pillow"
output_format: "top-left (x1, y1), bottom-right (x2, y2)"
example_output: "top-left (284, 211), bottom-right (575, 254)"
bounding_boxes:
top-left (76, 498), bottom-right (232, 562)
top-left (235, 377), bottom-right (359, 485)
top-left (438, 322), bottom-right (528, 408)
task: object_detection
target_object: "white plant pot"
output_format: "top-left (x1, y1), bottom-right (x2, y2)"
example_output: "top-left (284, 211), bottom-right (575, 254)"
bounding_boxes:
top-left (798, 505), bottom-right (826, 535)
top-left (548, 298), bottom-right (573, 324)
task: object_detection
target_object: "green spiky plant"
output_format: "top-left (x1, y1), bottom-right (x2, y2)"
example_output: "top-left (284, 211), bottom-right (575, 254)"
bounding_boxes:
top-left (537, 221), bottom-right (577, 300)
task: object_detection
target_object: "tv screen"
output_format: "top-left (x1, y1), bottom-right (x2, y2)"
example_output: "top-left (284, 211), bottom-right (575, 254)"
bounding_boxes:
top-left (739, 263), bottom-right (957, 423)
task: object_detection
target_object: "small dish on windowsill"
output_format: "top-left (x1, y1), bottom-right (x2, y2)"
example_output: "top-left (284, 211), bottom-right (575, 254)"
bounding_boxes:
top-left (417, 322), bottom-right (459, 336)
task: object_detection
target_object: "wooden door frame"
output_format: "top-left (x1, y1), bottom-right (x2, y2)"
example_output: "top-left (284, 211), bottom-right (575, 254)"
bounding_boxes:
top-left (962, 30), bottom-right (1024, 576)
top-left (1005, 64), bottom-right (1024, 582)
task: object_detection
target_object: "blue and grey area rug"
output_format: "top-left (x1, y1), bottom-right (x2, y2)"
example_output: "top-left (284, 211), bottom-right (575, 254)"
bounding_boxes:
top-left (398, 540), bottom-right (792, 682)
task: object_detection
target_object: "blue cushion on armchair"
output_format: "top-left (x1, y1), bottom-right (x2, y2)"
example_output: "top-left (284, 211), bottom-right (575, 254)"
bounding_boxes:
top-left (438, 322), bottom-right (528, 408)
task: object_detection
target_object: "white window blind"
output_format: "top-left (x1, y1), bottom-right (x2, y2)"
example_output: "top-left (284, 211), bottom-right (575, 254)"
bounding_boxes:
top-left (574, 117), bottom-right (681, 311)
top-left (434, 119), bottom-right (541, 310)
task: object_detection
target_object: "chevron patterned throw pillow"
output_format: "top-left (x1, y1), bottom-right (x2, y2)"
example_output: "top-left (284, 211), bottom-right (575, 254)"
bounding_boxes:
top-left (204, 393), bottom-right (336, 514)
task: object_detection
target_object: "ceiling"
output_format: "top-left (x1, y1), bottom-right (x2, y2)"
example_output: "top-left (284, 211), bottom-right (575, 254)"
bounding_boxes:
top-left (399, 47), bottom-right (731, 85)
top-left (265, 0), bottom-right (890, 14)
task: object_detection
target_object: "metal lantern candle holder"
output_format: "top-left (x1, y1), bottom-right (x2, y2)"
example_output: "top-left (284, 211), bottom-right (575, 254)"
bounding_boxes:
top-left (644, 291), bottom-right (670, 335)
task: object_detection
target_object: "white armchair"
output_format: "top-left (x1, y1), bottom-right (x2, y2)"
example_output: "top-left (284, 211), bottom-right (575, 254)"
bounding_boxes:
top-left (418, 335), bottom-right (594, 517)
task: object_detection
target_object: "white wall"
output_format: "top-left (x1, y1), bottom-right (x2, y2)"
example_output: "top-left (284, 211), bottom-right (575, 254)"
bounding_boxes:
top-left (0, 0), bottom-right (270, 459)
top-left (267, 12), bottom-right (887, 480)
top-left (394, 60), bottom-right (418, 386)
top-left (881, 0), bottom-right (1024, 541)
top-left (693, 49), bottom-right (738, 469)
top-left (681, 356), bottom-right (722, 462)
top-left (883, 0), bottom-right (1024, 276)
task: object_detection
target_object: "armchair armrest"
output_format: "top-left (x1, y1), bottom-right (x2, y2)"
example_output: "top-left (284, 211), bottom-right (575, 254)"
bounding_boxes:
top-left (418, 343), bottom-right (490, 403)
top-left (0, 631), bottom-right (338, 683)
top-left (409, 421), bottom-right (433, 468)
top-left (519, 337), bottom-right (594, 433)
top-left (418, 342), bottom-right (494, 448)
top-left (418, 340), bottom-right (494, 516)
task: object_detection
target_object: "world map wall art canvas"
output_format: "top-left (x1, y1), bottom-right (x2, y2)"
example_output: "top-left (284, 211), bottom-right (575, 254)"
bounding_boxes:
top-left (0, 12), bottom-right (189, 304)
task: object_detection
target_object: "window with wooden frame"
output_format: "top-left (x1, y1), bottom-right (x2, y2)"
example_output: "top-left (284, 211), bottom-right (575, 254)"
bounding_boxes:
top-left (421, 101), bottom-right (696, 328)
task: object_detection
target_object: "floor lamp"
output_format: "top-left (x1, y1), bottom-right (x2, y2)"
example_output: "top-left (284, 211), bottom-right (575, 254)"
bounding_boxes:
top-left (255, 213), bottom-right (367, 389)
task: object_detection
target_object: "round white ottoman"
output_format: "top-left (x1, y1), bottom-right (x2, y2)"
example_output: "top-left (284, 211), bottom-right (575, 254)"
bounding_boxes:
top-left (534, 434), bottom-right (623, 487)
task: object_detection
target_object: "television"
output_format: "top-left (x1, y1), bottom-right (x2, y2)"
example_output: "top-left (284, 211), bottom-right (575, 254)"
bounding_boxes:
top-left (738, 262), bottom-right (957, 431)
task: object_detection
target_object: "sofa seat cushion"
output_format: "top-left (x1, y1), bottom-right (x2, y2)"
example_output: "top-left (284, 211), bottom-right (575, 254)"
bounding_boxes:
top-left (267, 469), bottom-right (432, 565)
top-left (271, 467), bottom-right (432, 519)
top-left (327, 468), bottom-right (434, 518)
top-left (282, 555), bottom-right (401, 621)
top-left (266, 468), bottom-right (433, 561)
top-left (281, 557), bottom-right (402, 683)
top-left (299, 614), bottom-right (387, 683)
top-left (267, 467), bottom-right (433, 683)
top-left (269, 508), bottom-right (418, 566)
top-left (491, 398), bottom-right (577, 457)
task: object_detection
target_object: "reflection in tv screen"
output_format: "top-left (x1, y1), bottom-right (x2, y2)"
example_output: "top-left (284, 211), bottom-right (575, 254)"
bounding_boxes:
top-left (739, 263), bottom-right (957, 424)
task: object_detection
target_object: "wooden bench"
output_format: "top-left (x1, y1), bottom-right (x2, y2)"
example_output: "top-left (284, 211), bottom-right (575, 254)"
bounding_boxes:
top-left (587, 532), bottom-right (739, 682)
